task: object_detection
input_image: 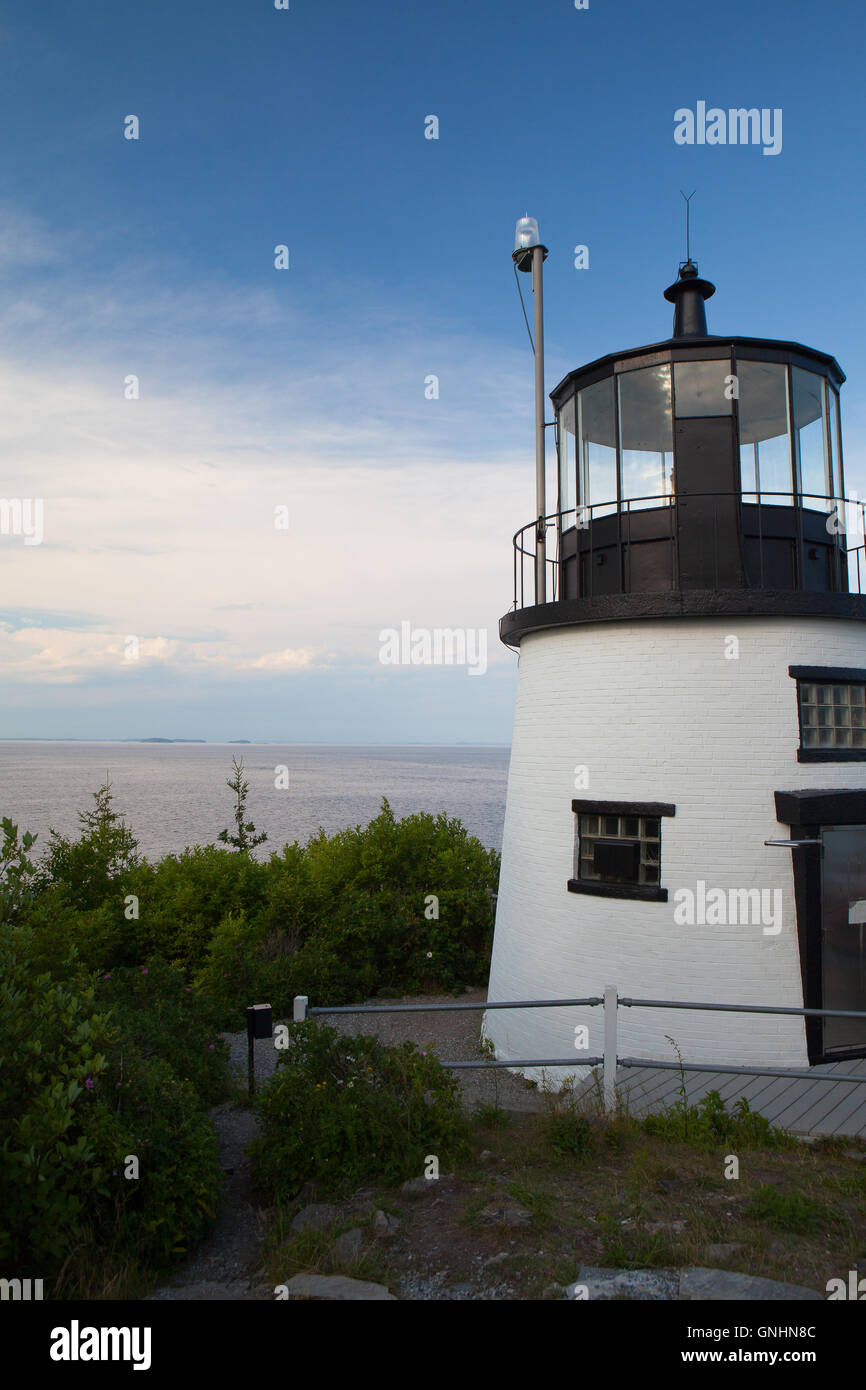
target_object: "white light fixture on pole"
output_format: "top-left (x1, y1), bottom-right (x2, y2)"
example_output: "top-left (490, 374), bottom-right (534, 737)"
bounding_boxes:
top-left (513, 216), bottom-right (549, 605)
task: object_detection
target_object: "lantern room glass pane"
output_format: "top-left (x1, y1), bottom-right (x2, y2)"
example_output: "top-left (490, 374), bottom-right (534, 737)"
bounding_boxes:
top-left (736, 360), bottom-right (792, 506)
top-left (558, 396), bottom-right (577, 527)
top-left (792, 367), bottom-right (830, 509)
top-left (673, 359), bottom-right (733, 417)
top-left (828, 388), bottom-right (843, 500)
top-left (618, 365), bottom-right (674, 512)
top-left (578, 377), bottom-right (617, 519)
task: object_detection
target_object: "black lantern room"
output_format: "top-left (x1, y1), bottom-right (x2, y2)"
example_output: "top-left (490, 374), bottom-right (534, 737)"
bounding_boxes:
top-left (502, 260), bottom-right (866, 644)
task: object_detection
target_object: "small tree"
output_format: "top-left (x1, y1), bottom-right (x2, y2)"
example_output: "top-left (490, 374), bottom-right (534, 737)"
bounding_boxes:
top-left (38, 779), bottom-right (140, 910)
top-left (217, 757), bottom-right (267, 854)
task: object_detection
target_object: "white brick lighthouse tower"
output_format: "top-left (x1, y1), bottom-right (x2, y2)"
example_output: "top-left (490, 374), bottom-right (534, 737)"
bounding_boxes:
top-left (485, 233), bottom-right (866, 1081)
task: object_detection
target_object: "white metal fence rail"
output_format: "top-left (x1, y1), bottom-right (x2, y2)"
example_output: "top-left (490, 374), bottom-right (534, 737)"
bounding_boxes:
top-left (292, 988), bottom-right (866, 1114)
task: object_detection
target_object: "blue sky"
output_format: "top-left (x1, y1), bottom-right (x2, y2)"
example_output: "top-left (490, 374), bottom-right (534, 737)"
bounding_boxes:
top-left (1, 0), bottom-right (864, 741)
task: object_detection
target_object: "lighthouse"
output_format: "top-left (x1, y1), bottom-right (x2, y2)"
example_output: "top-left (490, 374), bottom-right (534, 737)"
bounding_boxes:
top-left (485, 228), bottom-right (866, 1082)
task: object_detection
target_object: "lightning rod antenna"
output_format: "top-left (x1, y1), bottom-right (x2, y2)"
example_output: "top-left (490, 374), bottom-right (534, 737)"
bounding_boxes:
top-left (680, 189), bottom-right (696, 263)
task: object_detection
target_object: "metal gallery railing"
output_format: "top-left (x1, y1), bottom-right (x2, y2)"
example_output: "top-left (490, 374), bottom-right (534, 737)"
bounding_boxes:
top-left (511, 491), bottom-right (866, 611)
top-left (291, 988), bottom-right (866, 1116)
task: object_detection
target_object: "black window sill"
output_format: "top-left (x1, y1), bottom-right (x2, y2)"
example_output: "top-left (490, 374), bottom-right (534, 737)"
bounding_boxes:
top-left (567, 878), bottom-right (668, 903)
top-left (797, 748), bottom-right (866, 762)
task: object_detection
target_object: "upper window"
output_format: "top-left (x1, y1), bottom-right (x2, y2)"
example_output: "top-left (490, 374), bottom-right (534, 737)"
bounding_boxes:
top-left (790, 666), bottom-right (866, 762)
top-left (577, 378), bottom-right (617, 519)
top-left (558, 395), bottom-right (577, 527)
top-left (792, 367), bottom-right (831, 507)
top-left (673, 359), bottom-right (733, 417)
top-left (618, 365), bottom-right (674, 511)
top-left (568, 800), bottom-right (675, 902)
top-left (737, 360), bottom-right (793, 506)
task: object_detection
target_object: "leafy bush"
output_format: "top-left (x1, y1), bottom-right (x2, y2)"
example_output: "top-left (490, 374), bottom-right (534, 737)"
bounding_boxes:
top-left (0, 924), bottom-right (223, 1283)
top-left (82, 1052), bottom-right (222, 1269)
top-left (0, 924), bottom-right (114, 1268)
top-left (250, 1022), bottom-right (470, 1201)
top-left (0, 816), bottom-right (38, 925)
top-left (95, 959), bottom-right (229, 1108)
top-left (127, 845), bottom-right (269, 970)
top-left (642, 1089), bottom-right (795, 1150)
top-left (198, 800), bottom-right (499, 1019)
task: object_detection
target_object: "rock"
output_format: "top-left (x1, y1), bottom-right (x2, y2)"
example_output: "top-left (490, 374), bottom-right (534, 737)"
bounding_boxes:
top-left (706, 1243), bottom-right (746, 1262)
top-left (372, 1209), bottom-right (401, 1237)
top-left (483, 1251), bottom-right (510, 1268)
top-left (571, 1267), bottom-right (679, 1301)
top-left (281, 1273), bottom-right (396, 1301)
top-left (479, 1201), bottom-right (532, 1228)
top-left (479, 1150), bottom-right (493, 1164)
top-left (400, 1176), bottom-right (437, 1196)
top-left (768, 1241), bottom-right (786, 1257)
top-left (679, 1268), bottom-right (822, 1301)
top-left (332, 1228), bottom-right (364, 1265)
top-left (290, 1203), bottom-right (341, 1235)
top-left (446, 1282), bottom-right (474, 1297)
top-left (843, 1149), bottom-right (866, 1162)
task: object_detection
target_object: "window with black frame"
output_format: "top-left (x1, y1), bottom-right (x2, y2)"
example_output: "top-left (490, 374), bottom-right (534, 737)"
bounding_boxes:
top-left (568, 800), bottom-right (675, 901)
top-left (790, 666), bottom-right (866, 761)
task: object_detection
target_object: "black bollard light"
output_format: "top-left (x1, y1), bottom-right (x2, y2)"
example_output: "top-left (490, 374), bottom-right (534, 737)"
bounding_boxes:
top-left (246, 1003), bottom-right (273, 1097)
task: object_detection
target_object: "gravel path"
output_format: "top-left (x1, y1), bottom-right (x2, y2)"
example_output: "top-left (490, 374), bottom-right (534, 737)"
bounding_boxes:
top-left (147, 1103), bottom-right (270, 1300)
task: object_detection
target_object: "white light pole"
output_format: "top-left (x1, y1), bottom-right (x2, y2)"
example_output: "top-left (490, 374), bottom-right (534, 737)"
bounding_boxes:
top-left (513, 215), bottom-right (549, 606)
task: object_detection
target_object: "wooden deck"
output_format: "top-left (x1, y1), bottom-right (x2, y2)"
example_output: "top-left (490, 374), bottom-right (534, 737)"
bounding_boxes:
top-left (604, 1055), bottom-right (866, 1138)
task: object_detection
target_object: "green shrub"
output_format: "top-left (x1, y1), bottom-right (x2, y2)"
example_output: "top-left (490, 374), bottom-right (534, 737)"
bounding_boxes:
top-left (83, 1052), bottom-right (222, 1269)
top-left (0, 924), bottom-right (114, 1268)
top-left (95, 959), bottom-right (229, 1108)
top-left (196, 802), bottom-right (499, 1020)
top-left (0, 924), bottom-right (223, 1282)
top-left (250, 1022), bottom-right (470, 1201)
top-left (0, 816), bottom-right (38, 925)
top-left (127, 845), bottom-right (269, 970)
top-left (642, 1090), bottom-right (795, 1151)
top-left (22, 889), bottom-right (136, 977)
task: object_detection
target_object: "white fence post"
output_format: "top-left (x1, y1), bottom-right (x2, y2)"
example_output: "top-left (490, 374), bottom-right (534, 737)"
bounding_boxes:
top-left (603, 985), bottom-right (618, 1114)
top-left (293, 995), bottom-right (308, 1022)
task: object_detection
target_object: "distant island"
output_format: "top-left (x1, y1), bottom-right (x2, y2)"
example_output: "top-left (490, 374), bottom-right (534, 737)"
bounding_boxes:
top-left (125, 738), bottom-right (207, 744)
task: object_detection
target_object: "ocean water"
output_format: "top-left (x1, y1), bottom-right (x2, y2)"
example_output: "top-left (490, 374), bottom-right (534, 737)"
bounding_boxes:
top-left (0, 743), bottom-right (511, 862)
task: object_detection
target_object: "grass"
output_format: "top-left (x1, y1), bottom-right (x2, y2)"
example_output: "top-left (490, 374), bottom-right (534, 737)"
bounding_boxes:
top-left (264, 1204), bottom-right (394, 1292)
top-left (256, 1077), bottom-right (866, 1300)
